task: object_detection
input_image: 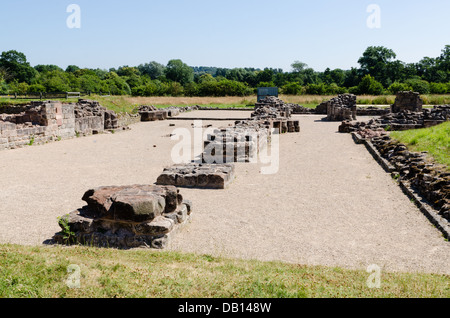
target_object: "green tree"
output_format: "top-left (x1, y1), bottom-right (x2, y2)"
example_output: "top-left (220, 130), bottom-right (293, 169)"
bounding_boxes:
top-left (291, 61), bottom-right (308, 73)
top-left (358, 46), bottom-right (397, 86)
top-left (116, 66), bottom-right (140, 77)
top-left (164, 59), bottom-right (194, 85)
top-left (357, 75), bottom-right (384, 95)
top-left (138, 61), bottom-right (166, 80)
top-left (66, 65), bottom-right (80, 73)
top-left (0, 50), bottom-right (37, 84)
top-left (34, 64), bottom-right (64, 73)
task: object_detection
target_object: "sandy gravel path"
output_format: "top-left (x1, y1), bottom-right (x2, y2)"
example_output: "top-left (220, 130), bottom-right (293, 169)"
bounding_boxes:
top-left (0, 112), bottom-right (448, 274)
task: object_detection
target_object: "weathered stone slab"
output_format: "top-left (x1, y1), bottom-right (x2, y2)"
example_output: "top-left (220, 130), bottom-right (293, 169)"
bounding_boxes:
top-left (156, 163), bottom-right (235, 189)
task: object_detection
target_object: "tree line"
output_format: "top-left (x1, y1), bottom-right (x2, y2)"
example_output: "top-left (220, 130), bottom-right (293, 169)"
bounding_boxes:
top-left (2, 45), bottom-right (450, 97)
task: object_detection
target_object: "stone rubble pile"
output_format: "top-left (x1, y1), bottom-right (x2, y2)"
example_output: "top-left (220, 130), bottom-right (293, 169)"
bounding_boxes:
top-left (54, 184), bottom-right (193, 249)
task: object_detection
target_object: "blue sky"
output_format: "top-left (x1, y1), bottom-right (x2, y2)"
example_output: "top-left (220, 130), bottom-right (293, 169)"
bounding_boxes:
top-left (1, 0), bottom-right (449, 72)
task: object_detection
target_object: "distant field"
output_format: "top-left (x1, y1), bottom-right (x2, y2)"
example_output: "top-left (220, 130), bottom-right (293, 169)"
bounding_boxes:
top-left (2, 94), bottom-right (450, 114)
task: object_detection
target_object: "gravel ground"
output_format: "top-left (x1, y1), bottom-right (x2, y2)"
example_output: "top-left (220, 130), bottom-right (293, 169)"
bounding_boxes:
top-left (0, 112), bottom-right (448, 274)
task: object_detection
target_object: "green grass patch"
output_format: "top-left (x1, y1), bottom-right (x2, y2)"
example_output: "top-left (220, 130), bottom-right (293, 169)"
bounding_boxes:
top-left (0, 244), bottom-right (448, 298)
top-left (390, 122), bottom-right (450, 169)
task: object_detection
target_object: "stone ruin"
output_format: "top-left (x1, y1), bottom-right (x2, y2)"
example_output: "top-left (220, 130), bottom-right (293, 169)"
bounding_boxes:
top-left (340, 105), bottom-right (450, 133)
top-left (0, 101), bottom-right (75, 150)
top-left (138, 105), bottom-right (197, 122)
top-left (75, 99), bottom-right (119, 135)
top-left (155, 96), bottom-right (300, 191)
top-left (199, 97), bottom-right (299, 165)
top-left (391, 91), bottom-right (423, 113)
top-left (54, 184), bottom-right (192, 249)
top-left (319, 94), bottom-right (357, 121)
top-left (156, 163), bottom-right (235, 189)
top-left (0, 99), bottom-right (125, 151)
top-left (202, 125), bottom-right (269, 164)
top-left (252, 96), bottom-right (292, 118)
top-left (250, 96), bottom-right (300, 134)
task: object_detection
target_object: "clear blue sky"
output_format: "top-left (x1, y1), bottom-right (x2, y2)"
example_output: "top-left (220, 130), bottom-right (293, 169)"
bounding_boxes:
top-left (1, 0), bottom-right (449, 72)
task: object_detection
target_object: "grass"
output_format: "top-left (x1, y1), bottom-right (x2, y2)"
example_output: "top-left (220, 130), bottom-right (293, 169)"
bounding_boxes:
top-left (0, 244), bottom-right (448, 298)
top-left (390, 122), bottom-right (450, 169)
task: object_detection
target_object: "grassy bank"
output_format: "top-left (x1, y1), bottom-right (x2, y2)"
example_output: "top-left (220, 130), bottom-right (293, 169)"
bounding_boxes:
top-left (390, 122), bottom-right (450, 169)
top-left (0, 244), bottom-right (448, 298)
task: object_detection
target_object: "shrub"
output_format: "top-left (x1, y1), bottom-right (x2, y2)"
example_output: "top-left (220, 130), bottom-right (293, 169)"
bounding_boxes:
top-left (325, 83), bottom-right (348, 95)
top-left (27, 84), bottom-right (46, 93)
top-left (404, 79), bottom-right (430, 94)
top-left (281, 82), bottom-right (303, 95)
top-left (357, 75), bottom-right (384, 95)
top-left (429, 82), bottom-right (447, 94)
top-left (305, 83), bottom-right (326, 95)
top-left (388, 82), bottom-right (412, 94)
